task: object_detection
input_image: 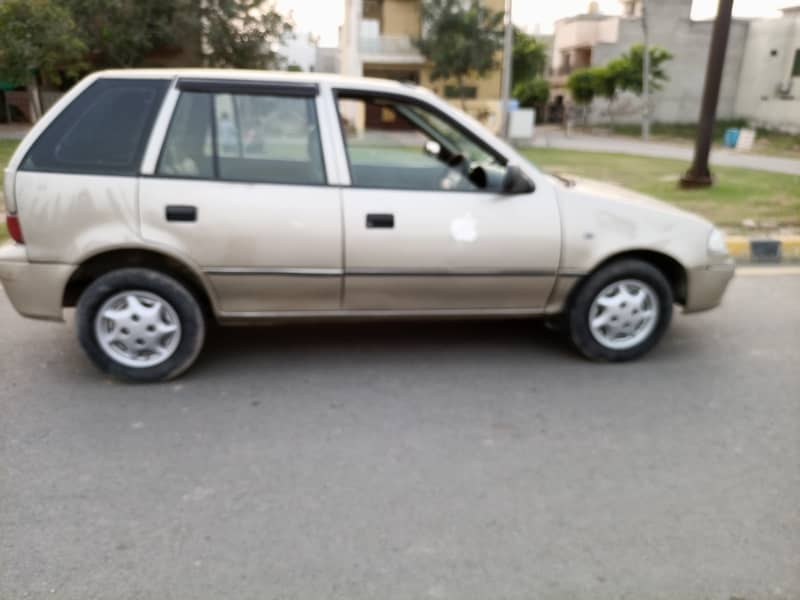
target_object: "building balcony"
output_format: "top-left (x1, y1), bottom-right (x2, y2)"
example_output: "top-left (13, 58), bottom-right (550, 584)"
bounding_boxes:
top-left (358, 34), bottom-right (425, 64)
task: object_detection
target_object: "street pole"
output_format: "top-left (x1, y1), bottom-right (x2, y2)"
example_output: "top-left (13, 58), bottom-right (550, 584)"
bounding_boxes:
top-left (641, 0), bottom-right (650, 141)
top-left (499, 0), bottom-right (513, 139)
top-left (679, 0), bottom-right (734, 188)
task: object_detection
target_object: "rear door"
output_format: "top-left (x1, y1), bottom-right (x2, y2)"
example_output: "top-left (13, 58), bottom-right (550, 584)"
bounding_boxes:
top-left (335, 91), bottom-right (561, 311)
top-left (139, 79), bottom-right (342, 315)
top-left (14, 78), bottom-right (169, 263)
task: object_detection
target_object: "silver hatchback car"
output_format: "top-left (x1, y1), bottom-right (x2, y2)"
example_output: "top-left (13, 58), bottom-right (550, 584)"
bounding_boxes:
top-left (0, 70), bottom-right (734, 381)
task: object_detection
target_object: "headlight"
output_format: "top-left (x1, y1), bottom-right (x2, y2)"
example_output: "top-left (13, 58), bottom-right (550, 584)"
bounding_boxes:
top-left (707, 227), bottom-right (728, 256)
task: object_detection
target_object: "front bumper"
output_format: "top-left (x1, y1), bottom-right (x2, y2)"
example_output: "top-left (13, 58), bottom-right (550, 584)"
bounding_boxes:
top-left (0, 243), bottom-right (74, 321)
top-left (684, 257), bottom-right (735, 313)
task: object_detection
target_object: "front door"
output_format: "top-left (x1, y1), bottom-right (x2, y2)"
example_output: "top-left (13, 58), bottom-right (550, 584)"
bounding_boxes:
top-left (139, 81), bottom-right (341, 315)
top-left (336, 92), bottom-right (561, 310)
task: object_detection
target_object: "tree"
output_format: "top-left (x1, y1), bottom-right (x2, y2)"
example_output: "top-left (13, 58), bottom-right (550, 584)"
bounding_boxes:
top-left (566, 67), bottom-right (596, 123)
top-left (571, 45), bottom-right (672, 126)
top-left (591, 60), bottom-right (625, 124)
top-left (512, 78), bottom-right (549, 117)
top-left (56, 0), bottom-right (182, 70)
top-left (196, 0), bottom-right (293, 69)
top-left (613, 44), bottom-right (672, 95)
top-left (416, 0), bottom-right (504, 109)
top-left (0, 0), bottom-right (86, 120)
top-left (512, 28), bottom-right (547, 87)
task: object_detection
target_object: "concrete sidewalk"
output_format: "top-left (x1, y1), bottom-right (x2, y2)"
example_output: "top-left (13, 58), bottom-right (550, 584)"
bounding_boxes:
top-left (531, 127), bottom-right (800, 176)
top-left (0, 124), bottom-right (29, 140)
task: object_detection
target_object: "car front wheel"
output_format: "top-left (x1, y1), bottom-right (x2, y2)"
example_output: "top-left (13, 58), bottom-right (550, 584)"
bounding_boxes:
top-left (76, 268), bottom-right (206, 382)
top-left (568, 259), bottom-right (673, 361)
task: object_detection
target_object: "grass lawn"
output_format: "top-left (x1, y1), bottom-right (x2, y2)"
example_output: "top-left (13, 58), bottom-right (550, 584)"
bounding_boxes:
top-left (0, 138), bottom-right (18, 189)
top-left (522, 147), bottom-right (800, 228)
top-left (1, 139), bottom-right (19, 240)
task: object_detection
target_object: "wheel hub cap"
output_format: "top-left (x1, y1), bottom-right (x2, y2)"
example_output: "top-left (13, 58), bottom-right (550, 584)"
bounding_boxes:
top-left (94, 291), bottom-right (181, 368)
top-left (588, 279), bottom-right (659, 351)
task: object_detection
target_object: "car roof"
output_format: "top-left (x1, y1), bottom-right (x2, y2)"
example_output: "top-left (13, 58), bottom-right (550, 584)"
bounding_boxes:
top-left (94, 68), bottom-right (428, 95)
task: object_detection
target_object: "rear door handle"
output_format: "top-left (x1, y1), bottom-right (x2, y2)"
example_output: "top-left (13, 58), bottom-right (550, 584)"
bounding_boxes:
top-left (166, 205), bottom-right (197, 222)
top-left (366, 213), bottom-right (394, 229)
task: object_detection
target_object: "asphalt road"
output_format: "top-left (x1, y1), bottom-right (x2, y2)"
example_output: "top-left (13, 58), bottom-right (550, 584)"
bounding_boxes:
top-left (1, 271), bottom-right (798, 600)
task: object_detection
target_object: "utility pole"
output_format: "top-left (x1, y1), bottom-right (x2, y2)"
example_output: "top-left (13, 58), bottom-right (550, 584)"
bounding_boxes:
top-left (499, 0), bottom-right (513, 138)
top-left (679, 0), bottom-right (734, 188)
top-left (641, 0), bottom-right (650, 140)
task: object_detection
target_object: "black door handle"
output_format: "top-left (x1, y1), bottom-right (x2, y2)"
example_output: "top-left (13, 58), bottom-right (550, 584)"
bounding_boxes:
top-left (366, 213), bottom-right (394, 229)
top-left (166, 205), bottom-right (197, 222)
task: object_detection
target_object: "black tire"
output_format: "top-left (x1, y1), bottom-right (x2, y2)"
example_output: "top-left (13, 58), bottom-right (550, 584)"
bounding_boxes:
top-left (567, 259), bottom-right (673, 362)
top-left (76, 268), bottom-right (206, 382)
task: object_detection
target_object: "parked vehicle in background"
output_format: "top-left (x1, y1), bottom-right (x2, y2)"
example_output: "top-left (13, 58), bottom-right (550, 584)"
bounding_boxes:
top-left (0, 70), bottom-right (735, 381)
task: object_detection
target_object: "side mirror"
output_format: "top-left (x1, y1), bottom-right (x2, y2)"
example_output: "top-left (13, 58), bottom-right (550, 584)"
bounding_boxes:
top-left (502, 165), bottom-right (535, 194)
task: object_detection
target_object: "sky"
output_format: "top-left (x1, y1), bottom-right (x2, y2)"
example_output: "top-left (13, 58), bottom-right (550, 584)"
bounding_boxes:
top-left (275, 0), bottom-right (794, 46)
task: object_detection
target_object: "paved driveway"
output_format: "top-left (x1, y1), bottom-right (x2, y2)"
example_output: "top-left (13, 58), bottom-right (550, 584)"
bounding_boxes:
top-left (1, 272), bottom-right (798, 600)
top-left (532, 128), bottom-right (800, 176)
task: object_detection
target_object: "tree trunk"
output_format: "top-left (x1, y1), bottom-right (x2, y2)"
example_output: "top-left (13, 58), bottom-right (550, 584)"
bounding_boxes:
top-left (2, 91), bottom-right (12, 124)
top-left (608, 97), bottom-right (615, 127)
top-left (29, 76), bottom-right (44, 123)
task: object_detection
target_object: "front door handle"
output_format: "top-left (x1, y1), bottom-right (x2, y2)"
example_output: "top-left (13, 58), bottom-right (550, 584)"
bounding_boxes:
top-left (166, 205), bottom-right (197, 222)
top-left (366, 213), bottom-right (394, 229)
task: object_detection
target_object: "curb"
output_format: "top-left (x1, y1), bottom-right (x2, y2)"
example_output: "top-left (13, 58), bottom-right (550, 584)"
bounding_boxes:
top-left (726, 235), bottom-right (800, 263)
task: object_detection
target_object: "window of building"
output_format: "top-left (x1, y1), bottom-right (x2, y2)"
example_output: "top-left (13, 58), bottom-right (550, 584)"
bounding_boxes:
top-left (792, 49), bottom-right (800, 77)
top-left (22, 79), bottom-right (168, 176)
top-left (444, 85), bottom-right (478, 100)
top-left (157, 91), bottom-right (325, 186)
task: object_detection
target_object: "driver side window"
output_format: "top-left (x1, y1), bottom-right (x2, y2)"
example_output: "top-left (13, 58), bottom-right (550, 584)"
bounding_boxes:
top-left (336, 95), bottom-right (480, 191)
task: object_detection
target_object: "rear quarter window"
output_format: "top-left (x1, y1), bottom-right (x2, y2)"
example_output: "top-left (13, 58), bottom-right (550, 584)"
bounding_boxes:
top-left (21, 78), bottom-right (169, 176)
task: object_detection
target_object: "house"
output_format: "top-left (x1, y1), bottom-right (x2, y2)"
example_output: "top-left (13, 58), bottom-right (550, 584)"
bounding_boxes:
top-left (340, 0), bottom-right (506, 131)
top-left (734, 5), bottom-right (800, 134)
top-left (547, 0), bottom-right (749, 126)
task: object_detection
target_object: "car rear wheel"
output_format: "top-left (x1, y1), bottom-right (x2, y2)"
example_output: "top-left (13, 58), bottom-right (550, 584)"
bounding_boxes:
top-left (568, 259), bottom-right (673, 361)
top-left (76, 268), bottom-right (206, 382)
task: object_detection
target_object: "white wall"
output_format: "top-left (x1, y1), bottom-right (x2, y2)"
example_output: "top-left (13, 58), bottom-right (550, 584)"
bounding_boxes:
top-left (589, 1), bottom-right (748, 124)
top-left (734, 15), bottom-right (800, 133)
top-left (341, 0), bottom-right (364, 77)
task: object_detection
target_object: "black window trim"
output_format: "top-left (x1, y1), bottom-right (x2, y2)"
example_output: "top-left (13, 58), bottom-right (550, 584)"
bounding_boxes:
top-left (154, 88), bottom-right (328, 186)
top-left (177, 78), bottom-right (319, 97)
top-left (334, 88), bottom-right (508, 163)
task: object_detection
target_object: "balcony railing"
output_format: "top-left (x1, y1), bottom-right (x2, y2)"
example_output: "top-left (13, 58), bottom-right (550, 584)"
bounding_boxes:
top-left (359, 34), bottom-right (423, 60)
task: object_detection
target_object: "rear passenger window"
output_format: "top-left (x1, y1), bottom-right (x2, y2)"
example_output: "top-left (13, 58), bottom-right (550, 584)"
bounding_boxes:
top-left (157, 90), bottom-right (325, 185)
top-left (22, 78), bottom-right (168, 176)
